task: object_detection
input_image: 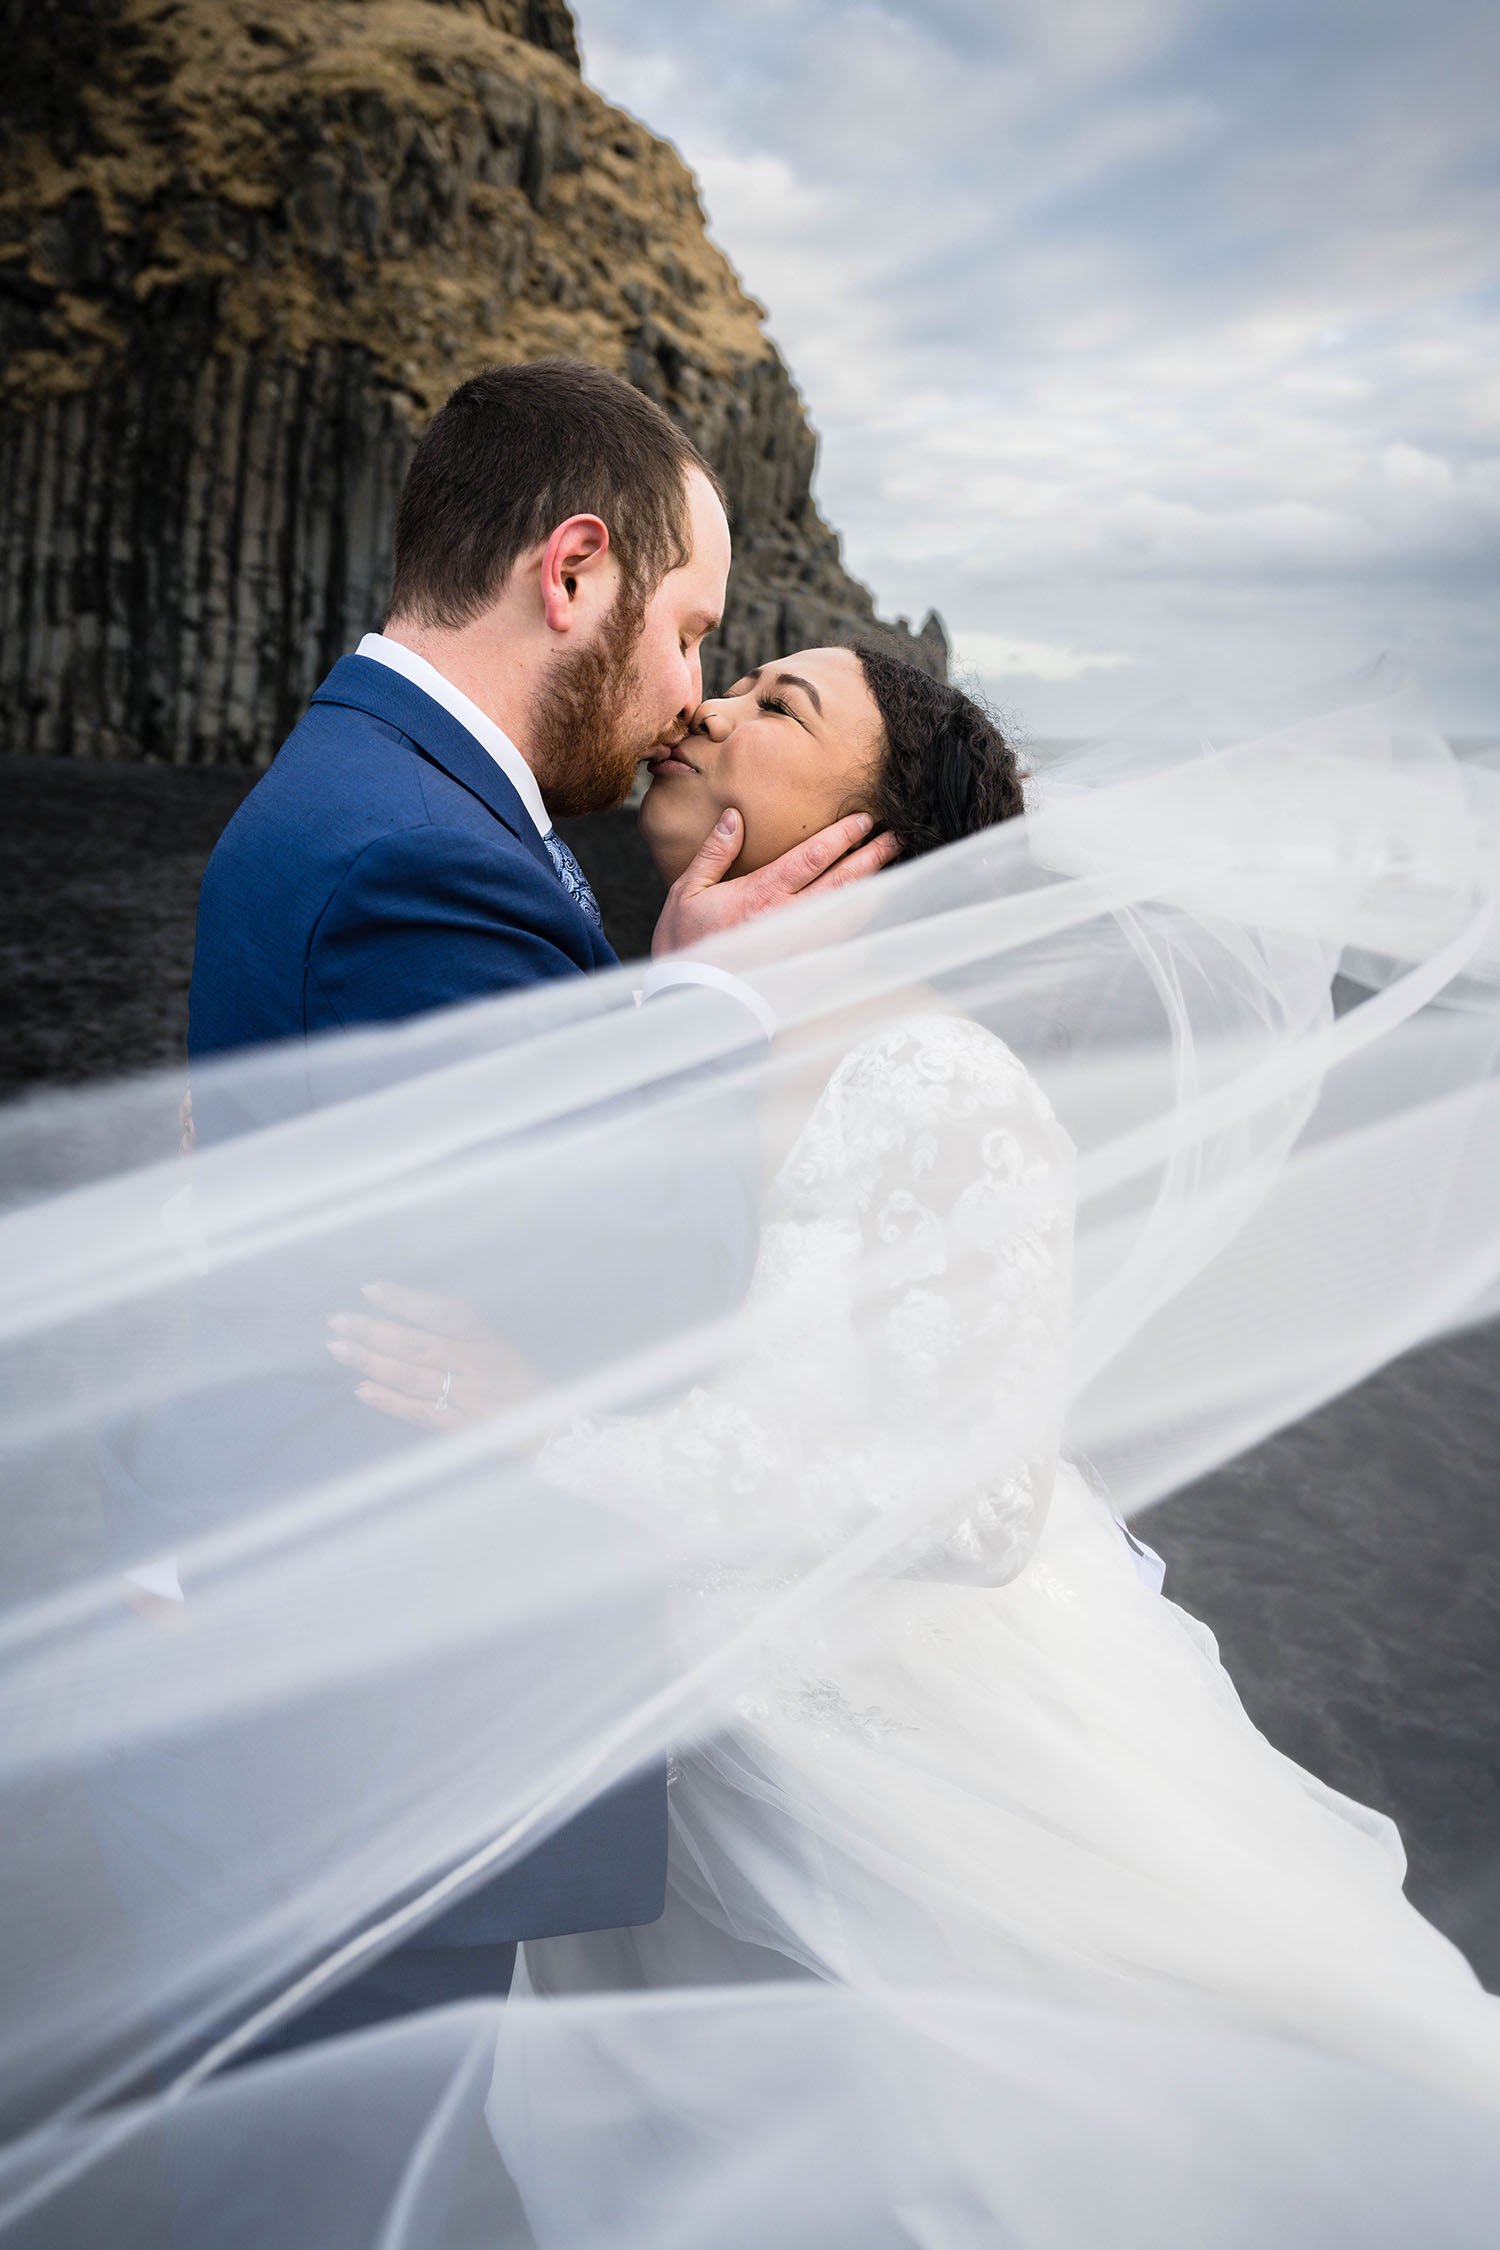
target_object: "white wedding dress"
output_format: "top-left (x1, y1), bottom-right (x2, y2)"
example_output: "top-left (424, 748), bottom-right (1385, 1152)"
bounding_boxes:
top-left (521, 1012), bottom-right (1500, 2115)
top-left (8, 678), bottom-right (1500, 2247)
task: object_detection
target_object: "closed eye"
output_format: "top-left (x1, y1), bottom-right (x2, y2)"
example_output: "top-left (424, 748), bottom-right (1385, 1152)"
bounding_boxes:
top-left (758, 694), bottom-right (801, 724)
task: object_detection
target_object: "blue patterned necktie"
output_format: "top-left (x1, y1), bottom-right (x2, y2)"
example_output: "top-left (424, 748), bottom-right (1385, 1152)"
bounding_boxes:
top-left (542, 828), bottom-right (605, 932)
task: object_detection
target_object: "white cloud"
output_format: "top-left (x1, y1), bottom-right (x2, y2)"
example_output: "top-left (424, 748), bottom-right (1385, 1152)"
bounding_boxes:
top-left (572, 0), bottom-right (1500, 734)
top-left (1382, 444), bottom-right (1455, 496)
top-left (953, 634), bottom-right (1140, 683)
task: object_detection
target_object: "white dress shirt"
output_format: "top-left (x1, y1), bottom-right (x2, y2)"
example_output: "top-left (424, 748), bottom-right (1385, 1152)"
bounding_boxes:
top-left (357, 632), bottom-right (550, 835)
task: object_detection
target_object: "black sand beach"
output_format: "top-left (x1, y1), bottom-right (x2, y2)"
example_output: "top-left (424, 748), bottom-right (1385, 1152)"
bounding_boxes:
top-left (3, 754), bottom-right (1496, 1981)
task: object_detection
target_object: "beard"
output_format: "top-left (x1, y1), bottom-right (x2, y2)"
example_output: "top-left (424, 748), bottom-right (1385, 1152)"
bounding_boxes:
top-left (531, 585), bottom-right (655, 818)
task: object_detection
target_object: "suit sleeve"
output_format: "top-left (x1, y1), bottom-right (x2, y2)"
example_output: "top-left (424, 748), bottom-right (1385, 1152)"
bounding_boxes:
top-left (306, 825), bottom-right (596, 1031)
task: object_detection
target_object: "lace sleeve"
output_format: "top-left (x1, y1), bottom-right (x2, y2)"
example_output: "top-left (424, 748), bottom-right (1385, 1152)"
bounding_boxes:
top-left (544, 1014), bottom-right (1073, 1590)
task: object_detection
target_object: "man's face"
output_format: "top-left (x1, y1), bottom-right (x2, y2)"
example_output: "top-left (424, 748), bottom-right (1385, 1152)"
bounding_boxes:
top-left (534, 470), bottom-right (731, 819)
top-left (628, 468), bottom-right (733, 752)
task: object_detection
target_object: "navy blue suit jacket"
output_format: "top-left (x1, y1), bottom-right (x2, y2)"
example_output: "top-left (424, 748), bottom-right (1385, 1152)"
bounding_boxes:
top-left (140, 658), bottom-right (695, 1951)
top-left (190, 654), bottom-right (617, 1056)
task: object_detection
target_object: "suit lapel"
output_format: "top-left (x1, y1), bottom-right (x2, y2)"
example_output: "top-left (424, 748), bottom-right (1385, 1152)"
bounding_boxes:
top-left (310, 655), bottom-right (559, 882)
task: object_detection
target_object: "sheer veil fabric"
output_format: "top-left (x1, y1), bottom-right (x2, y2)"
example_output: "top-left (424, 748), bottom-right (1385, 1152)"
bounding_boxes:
top-left (2, 663), bottom-right (1500, 2243)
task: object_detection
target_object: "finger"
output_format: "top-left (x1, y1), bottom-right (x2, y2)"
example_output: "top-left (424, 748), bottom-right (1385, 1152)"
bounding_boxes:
top-left (352, 1381), bottom-right (456, 1433)
top-left (328, 1313), bottom-right (451, 1369)
top-left (359, 1281), bottom-right (486, 1340)
top-left (671, 808), bottom-right (742, 898)
top-left (328, 1338), bottom-right (446, 1401)
top-left (800, 828), bottom-right (902, 895)
top-left (753, 812), bottom-right (877, 903)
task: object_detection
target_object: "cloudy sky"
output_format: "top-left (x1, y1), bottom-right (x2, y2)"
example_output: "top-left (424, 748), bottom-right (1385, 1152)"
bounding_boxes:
top-left (570, 0), bottom-right (1499, 738)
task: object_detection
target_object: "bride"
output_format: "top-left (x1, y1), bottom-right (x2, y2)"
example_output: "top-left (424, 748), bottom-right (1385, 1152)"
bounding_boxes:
top-left (333, 642), bottom-right (1500, 2114)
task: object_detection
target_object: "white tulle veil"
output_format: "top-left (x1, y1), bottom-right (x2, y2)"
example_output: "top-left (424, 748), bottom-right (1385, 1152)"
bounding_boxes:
top-left (1, 660), bottom-right (1499, 2245)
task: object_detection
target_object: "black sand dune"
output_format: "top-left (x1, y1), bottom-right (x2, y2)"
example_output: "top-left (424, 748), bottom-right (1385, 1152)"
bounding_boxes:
top-left (2, 755), bottom-right (1496, 1982)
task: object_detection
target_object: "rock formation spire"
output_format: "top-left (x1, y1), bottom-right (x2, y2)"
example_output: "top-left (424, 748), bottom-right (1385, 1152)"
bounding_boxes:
top-left (0, 0), bottom-right (945, 762)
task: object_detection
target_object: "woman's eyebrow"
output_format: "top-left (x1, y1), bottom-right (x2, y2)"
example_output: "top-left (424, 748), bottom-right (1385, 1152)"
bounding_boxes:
top-left (774, 673), bottom-right (823, 715)
top-left (733, 666), bottom-right (823, 716)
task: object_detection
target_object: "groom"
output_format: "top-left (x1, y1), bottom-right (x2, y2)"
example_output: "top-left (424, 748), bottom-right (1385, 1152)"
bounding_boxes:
top-left (190, 358), bottom-right (892, 1059)
top-left (172, 358), bottom-right (896, 2047)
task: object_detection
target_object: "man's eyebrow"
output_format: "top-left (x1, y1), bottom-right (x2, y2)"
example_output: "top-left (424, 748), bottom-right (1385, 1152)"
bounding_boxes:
top-left (775, 672), bottom-right (823, 715)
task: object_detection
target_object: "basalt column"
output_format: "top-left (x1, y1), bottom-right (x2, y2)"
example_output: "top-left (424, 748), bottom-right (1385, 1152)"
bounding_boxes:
top-left (0, 0), bottom-right (946, 766)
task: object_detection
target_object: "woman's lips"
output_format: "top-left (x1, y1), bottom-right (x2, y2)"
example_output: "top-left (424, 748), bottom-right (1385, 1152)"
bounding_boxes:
top-left (648, 750), bottom-right (699, 776)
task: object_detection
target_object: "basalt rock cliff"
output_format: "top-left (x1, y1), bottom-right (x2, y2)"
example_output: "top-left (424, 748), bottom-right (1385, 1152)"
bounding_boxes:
top-left (0, 0), bottom-right (946, 763)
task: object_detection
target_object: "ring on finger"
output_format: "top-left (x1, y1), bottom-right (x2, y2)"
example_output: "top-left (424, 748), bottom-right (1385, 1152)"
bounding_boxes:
top-left (434, 1369), bottom-right (454, 1413)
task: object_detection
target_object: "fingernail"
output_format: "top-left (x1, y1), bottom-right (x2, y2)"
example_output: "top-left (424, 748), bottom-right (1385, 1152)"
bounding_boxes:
top-left (360, 1283), bottom-right (382, 1301)
top-left (327, 1340), bottom-right (356, 1365)
top-left (354, 1382), bottom-right (375, 1402)
top-left (715, 809), bottom-right (738, 837)
top-left (327, 1313), bottom-right (350, 1332)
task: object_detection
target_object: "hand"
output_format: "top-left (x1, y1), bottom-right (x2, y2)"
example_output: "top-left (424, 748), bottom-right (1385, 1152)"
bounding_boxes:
top-left (652, 809), bottom-right (901, 958)
top-left (327, 1282), bottom-right (536, 1432)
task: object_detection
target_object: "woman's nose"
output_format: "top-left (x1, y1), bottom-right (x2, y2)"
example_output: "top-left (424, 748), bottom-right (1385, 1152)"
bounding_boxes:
top-left (691, 699), bottom-right (734, 742)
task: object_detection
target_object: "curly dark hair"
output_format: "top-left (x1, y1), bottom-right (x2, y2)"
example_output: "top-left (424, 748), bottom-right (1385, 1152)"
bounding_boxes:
top-left (855, 645), bottom-right (1025, 859)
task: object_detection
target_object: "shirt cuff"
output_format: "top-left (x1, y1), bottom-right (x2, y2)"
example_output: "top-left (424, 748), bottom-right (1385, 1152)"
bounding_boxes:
top-left (638, 958), bottom-right (779, 1042)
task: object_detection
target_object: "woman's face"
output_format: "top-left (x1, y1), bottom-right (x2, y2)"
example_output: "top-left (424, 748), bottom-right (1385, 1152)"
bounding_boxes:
top-left (638, 646), bottom-right (883, 883)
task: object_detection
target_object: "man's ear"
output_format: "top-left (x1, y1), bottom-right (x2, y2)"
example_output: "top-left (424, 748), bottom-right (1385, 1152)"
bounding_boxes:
top-left (540, 515), bottom-right (612, 635)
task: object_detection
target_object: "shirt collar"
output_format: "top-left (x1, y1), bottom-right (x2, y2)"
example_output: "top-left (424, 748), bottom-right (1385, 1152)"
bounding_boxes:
top-left (356, 632), bottom-right (551, 838)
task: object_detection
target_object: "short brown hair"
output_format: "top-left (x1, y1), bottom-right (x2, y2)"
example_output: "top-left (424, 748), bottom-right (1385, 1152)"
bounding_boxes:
top-left (856, 645), bottom-right (1026, 858)
top-left (388, 359), bottom-right (723, 629)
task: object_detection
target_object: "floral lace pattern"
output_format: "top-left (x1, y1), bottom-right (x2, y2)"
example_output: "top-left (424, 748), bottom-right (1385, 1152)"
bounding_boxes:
top-left (545, 1016), bottom-right (1074, 1623)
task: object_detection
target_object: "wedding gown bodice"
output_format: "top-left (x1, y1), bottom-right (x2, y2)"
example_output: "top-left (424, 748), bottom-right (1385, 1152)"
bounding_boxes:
top-left (545, 1010), bottom-right (1074, 1590)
